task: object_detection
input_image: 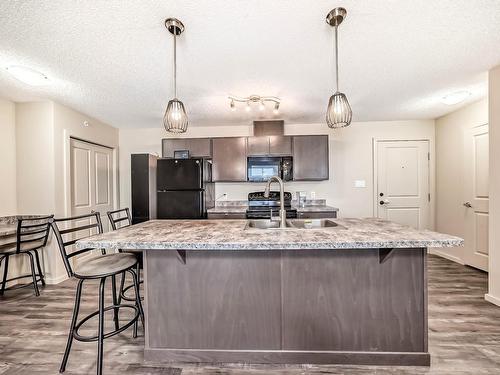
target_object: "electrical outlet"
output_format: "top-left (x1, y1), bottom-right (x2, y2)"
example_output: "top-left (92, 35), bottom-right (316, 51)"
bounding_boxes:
top-left (354, 180), bottom-right (366, 188)
top-left (310, 191), bottom-right (316, 200)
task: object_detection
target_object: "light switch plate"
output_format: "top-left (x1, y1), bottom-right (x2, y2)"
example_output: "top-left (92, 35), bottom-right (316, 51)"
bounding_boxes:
top-left (310, 191), bottom-right (316, 199)
top-left (354, 180), bottom-right (366, 188)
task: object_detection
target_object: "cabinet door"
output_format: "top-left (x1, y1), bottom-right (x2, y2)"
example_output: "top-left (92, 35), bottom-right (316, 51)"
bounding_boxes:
top-left (186, 138), bottom-right (212, 157)
top-left (298, 211), bottom-right (337, 219)
top-left (208, 212), bottom-right (247, 220)
top-left (162, 138), bottom-right (212, 158)
top-left (293, 135), bottom-right (329, 180)
top-left (212, 137), bottom-right (247, 181)
top-left (269, 136), bottom-right (292, 155)
top-left (247, 137), bottom-right (270, 156)
top-left (162, 139), bottom-right (187, 158)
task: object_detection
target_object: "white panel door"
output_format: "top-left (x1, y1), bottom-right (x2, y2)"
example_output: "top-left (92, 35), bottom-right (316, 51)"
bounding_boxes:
top-left (463, 124), bottom-right (489, 271)
top-left (376, 140), bottom-right (430, 229)
top-left (70, 138), bottom-right (114, 233)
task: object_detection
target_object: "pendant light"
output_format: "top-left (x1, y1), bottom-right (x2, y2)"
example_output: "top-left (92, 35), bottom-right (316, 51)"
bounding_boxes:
top-left (325, 8), bottom-right (352, 128)
top-left (163, 18), bottom-right (188, 133)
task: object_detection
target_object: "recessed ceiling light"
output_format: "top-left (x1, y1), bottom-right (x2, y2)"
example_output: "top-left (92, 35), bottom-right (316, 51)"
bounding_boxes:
top-left (441, 90), bottom-right (471, 105)
top-left (5, 65), bottom-right (49, 86)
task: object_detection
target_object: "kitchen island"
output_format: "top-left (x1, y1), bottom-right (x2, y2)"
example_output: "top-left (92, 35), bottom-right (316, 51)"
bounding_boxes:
top-left (77, 218), bottom-right (462, 366)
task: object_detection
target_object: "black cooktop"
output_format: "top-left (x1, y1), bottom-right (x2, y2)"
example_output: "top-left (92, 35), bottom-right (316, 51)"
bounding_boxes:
top-left (246, 191), bottom-right (297, 219)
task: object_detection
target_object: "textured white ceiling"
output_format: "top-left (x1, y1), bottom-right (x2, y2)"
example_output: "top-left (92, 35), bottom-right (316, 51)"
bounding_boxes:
top-left (0, 0), bottom-right (499, 129)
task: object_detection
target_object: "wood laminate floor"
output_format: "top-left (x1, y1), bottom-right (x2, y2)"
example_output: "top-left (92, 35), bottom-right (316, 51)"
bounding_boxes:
top-left (1, 254), bottom-right (499, 374)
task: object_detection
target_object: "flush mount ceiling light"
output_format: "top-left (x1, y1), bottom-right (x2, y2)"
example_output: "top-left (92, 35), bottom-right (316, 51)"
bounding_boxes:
top-left (163, 18), bottom-right (188, 133)
top-left (5, 65), bottom-right (49, 85)
top-left (228, 95), bottom-right (281, 114)
top-left (325, 7), bottom-right (352, 129)
top-left (441, 90), bottom-right (471, 105)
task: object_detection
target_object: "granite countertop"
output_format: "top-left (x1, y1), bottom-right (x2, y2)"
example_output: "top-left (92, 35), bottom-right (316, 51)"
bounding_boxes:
top-left (294, 204), bottom-right (339, 213)
top-left (207, 206), bottom-right (248, 214)
top-left (76, 218), bottom-right (463, 251)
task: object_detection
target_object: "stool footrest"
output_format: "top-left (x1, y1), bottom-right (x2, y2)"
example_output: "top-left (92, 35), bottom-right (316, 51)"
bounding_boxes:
top-left (120, 280), bottom-right (144, 302)
top-left (0, 274), bottom-right (43, 291)
top-left (73, 304), bottom-right (139, 342)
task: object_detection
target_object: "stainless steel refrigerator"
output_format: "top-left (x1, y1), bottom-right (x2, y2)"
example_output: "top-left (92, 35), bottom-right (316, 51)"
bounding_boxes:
top-left (157, 158), bottom-right (214, 219)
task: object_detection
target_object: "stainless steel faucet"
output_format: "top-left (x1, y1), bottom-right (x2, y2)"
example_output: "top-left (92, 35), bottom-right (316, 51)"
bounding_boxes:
top-left (264, 176), bottom-right (286, 228)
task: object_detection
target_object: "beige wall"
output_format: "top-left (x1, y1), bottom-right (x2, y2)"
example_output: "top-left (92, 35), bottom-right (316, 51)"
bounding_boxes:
top-left (119, 120), bottom-right (435, 223)
top-left (14, 101), bottom-right (119, 284)
top-left (433, 99), bottom-right (488, 263)
top-left (16, 102), bottom-right (55, 215)
top-left (0, 98), bottom-right (17, 216)
top-left (487, 65), bottom-right (500, 306)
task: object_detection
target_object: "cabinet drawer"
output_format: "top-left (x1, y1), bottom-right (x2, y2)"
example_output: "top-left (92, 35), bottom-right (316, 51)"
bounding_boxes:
top-left (298, 211), bottom-right (337, 219)
top-left (208, 212), bottom-right (247, 220)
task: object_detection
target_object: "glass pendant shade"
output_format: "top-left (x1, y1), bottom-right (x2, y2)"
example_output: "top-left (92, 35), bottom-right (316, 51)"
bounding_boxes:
top-left (163, 98), bottom-right (188, 133)
top-left (326, 91), bottom-right (352, 128)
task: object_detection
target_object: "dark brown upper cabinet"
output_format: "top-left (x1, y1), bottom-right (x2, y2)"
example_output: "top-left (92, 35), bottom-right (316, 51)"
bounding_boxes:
top-left (292, 135), bottom-right (329, 180)
top-left (247, 137), bottom-right (270, 156)
top-left (269, 136), bottom-right (292, 155)
top-left (212, 137), bottom-right (247, 182)
top-left (246, 136), bottom-right (292, 156)
top-left (162, 138), bottom-right (212, 158)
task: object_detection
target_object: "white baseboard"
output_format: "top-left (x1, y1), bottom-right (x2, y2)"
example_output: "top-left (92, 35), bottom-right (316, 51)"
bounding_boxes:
top-left (429, 248), bottom-right (464, 265)
top-left (485, 293), bottom-right (500, 307)
top-left (45, 273), bottom-right (68, 285)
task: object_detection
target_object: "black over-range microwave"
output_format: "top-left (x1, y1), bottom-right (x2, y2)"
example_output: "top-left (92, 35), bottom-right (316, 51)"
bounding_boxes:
top-left (247, 157), bottom-right (293, 182)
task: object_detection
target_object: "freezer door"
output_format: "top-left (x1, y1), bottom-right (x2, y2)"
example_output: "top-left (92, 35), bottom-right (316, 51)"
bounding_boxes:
top-left (157, 158), bottom-right (203, 191)
top-left (157, 191), bottom-right (205, 219)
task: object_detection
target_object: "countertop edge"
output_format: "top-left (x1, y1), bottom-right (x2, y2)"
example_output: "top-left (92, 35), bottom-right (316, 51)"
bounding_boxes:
top-left (77, 239), bottom-right (464, 251)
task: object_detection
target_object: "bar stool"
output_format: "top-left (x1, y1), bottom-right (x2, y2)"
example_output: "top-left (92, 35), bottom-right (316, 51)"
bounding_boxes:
top-left (0, 215), bottom-right (53, 296)
top-left (106, 208), bottom-right (142, 300)
top-left (106, 207), bottom-right (143, 337)
top-left (50, 212), bottom-right (144, 375)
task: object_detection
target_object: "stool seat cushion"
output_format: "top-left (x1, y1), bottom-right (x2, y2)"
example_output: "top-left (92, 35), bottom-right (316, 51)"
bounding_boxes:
top-left (0, 239), bottom-right (46, 255)
top-left (74, 253), bottom-right (137, 279)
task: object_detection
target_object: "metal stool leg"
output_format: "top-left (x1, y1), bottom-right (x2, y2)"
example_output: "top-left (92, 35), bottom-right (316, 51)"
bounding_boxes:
top-left (0, 255), bottom-right (8, 295)
top-left (60, 279), bottom-right (84, 373)
top-left (111, 275), bottom-right (119, 331)
top-left (117, 271), bottom-right (125, 306)
top-left (27, 252), bottom-right (40, 296)
top-left (97, 277), bottom-right (106, 375)
top-left (132, 262), bottom-right (141, 337)
top-left (129, 269), bottom-right (144, 329)
top-left (34, 249), bottom-right (45, 286)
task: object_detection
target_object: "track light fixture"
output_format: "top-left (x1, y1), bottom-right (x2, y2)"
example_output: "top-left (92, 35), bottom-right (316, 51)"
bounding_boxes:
top-left (228, 95), bottom-right (281, 113)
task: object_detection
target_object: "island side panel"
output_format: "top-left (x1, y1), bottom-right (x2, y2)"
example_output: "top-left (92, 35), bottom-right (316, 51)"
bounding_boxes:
top-left (281, 248), bottom-right (427, 353)
top-left (145, 250), bottom-right (282, 350)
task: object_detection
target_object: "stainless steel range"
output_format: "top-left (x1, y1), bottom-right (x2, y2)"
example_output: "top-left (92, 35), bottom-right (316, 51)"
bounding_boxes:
top-left (245, 191), bottom-right (298, 219)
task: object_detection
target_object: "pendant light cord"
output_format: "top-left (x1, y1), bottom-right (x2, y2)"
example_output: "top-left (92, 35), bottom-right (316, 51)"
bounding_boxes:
top-left (334, 25), bottom-right (339, 93)
top-left (173, 31), bottom-right (177, 98)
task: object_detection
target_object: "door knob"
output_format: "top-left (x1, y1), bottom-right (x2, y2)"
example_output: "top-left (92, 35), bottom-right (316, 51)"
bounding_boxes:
top-left (379, 200), bottom-right (390, 205)
top-left (463, 202), bottom-right (472, 208)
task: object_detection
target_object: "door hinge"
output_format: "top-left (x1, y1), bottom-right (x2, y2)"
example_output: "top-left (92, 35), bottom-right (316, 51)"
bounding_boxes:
top-left (428, 193), bottom-right (431, 202)
top-left (427, 152), bottom-right (430, 161)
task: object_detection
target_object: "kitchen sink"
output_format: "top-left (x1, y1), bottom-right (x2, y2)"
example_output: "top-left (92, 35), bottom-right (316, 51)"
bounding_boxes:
top-left (244, 218), bottom-right (346, 230)
top-left (245, 219), bottom-right (295, 230)
top-left (288, 219), bottom-right (346, 229)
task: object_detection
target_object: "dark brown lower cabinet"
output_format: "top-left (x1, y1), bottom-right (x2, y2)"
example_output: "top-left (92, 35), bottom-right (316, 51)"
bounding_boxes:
top-left (298, 211), bottom-right (337, 219)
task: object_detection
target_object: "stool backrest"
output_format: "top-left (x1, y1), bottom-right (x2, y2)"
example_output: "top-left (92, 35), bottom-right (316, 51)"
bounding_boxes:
top-left (16, 215), bottom-right (54, 253)
top-left (50, 212), bottom-right (103, 277)
top-left (107, 208), bottom-right (132, 231)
